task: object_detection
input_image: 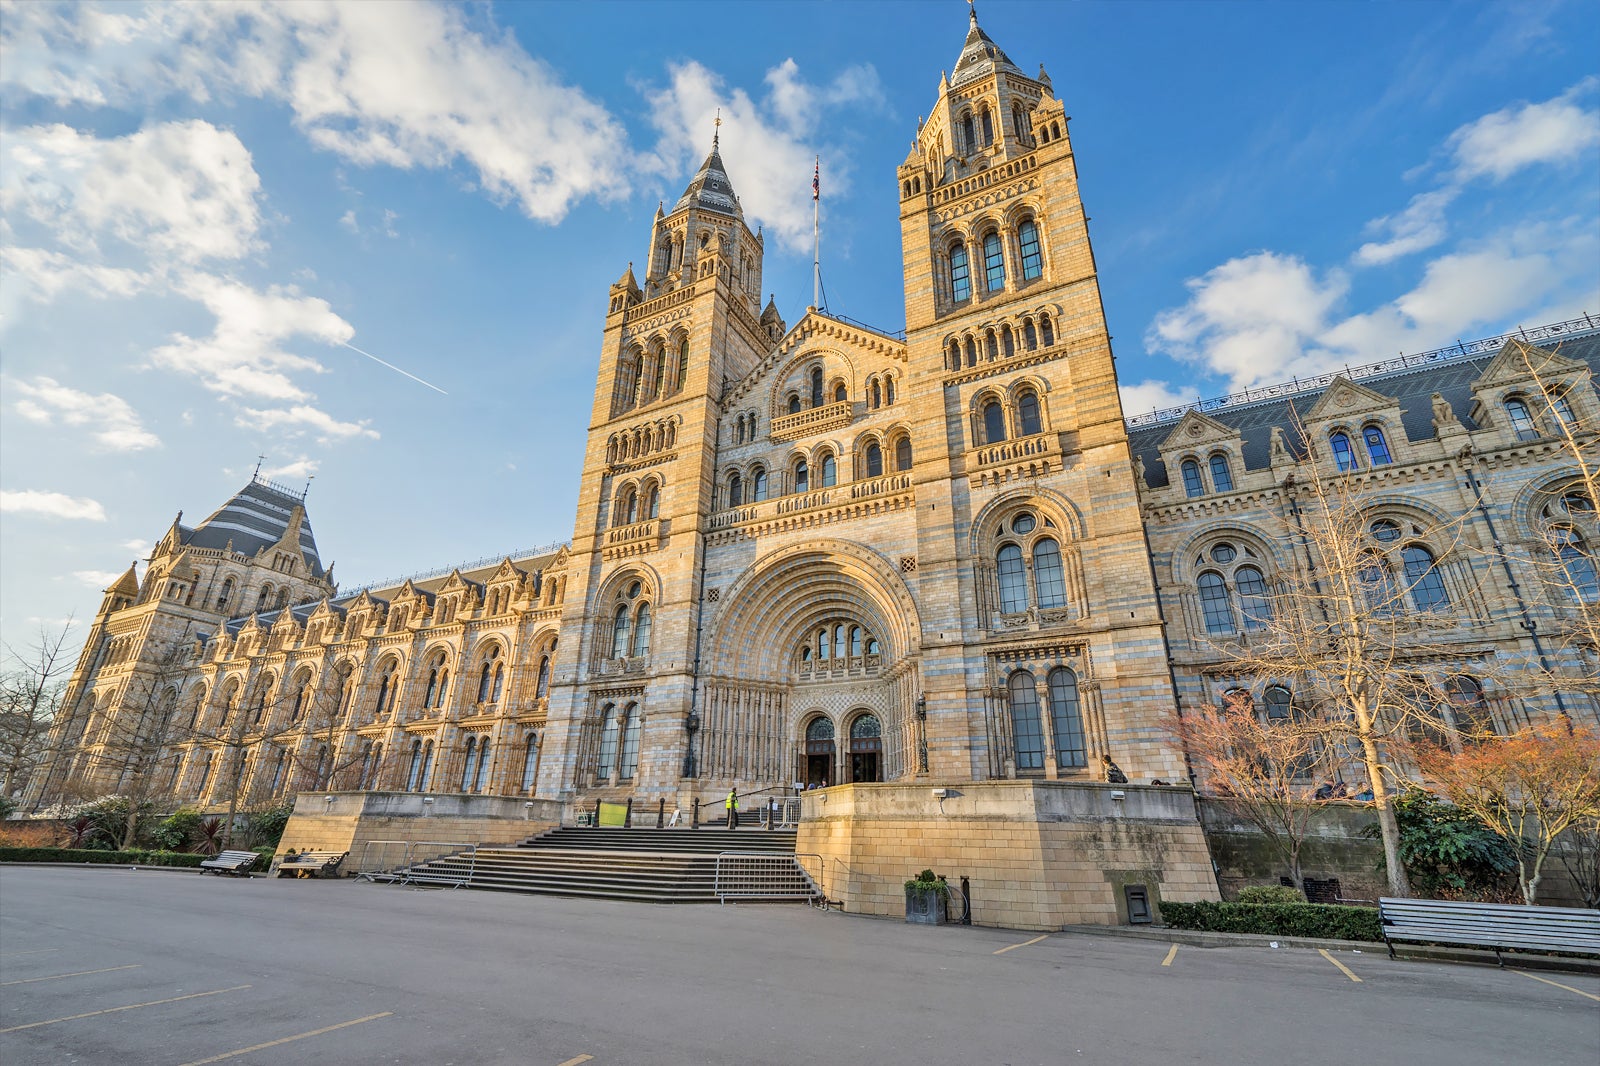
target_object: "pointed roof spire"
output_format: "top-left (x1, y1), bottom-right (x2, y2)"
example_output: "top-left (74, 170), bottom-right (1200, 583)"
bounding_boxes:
top-left (952, 0), bottom-right (1024, 87)
top-left (108, 561), bottom-right (140, 597)
top-left (671, 123), bottom-right (742, 218)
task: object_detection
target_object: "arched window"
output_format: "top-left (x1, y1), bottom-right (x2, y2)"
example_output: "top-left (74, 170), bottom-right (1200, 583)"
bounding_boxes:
top-left (521, 734), bottom-right (540, 791)
top-left (477, 650), bottom-right (499, 702)
top-left (217, 577), bottom-right (235, 611)
top-left (597, 705), bottom-right (619, 780)
top-left (644, 483), bottom-right (660, 520)
top-left (1208, 453), bottom-right (1234, 492)
top-left (619, 704), bottom-right (642, 780)
top-left (810, 367), bottom-right (824, 408)
top-left (1263, 685), bottom-right (1293, 721)
top-left (460, 736), bottom-right (479, 791)
top-left (291, 677), bottom-right (308, 722)
top-left (834, 382), bottom-right (847, 403)
top-left (950, 242), bottom-right (971, 302)
top-left (885, 377), bottom-right (894, 405)
top-left (1505, 397), bottom-right (1539, 440)
top-left (1444, 676), bottom-right (1495, 741)
top-left (1040, 315), bottom-right (1054, 347)
top-left (871, 380), bottom-right (882, 408)
top-left (982, 400), bottom-right (1006, 444)
top-left (965, 336), bottom-right (977, 366)
top-left (1235, 565), bottom-right (1271, 630)
top-left (980, 107), bottom-right (994, 146)
top-left (1198, 571), bottom-right (1234, 634)
top-left (849, 626), bottom-right (862, 657)
top-left (1008, 671), bottom-right (1044, 771)
top-left (419, 739), bottom-right (435, 789)
top-left (788, 394), bottom-right (802, 415)
top-left (895, 437), bottom-right (913, 472)
top-left (820, 453), bottom-right (837, 487)
top-left (794, 459), bottom-right (809, 493)
top-left (1363, 425), bottom-right (1393, 465)
top-left (1018, 220), bottom-right (1042, 280)
top-left (983, 232), bottom-right (1005, 291)
top-left (676, 337), bottom-right (690, 392)
top-left (1033, 538), bottom-right (1067, 609)
top-left (1023, 320), bottom-right (1038, 350)
top-left (1546, 389), bottom-right (1577, 428)
top-left (1048, 667), bottom-right (1086, 768)
top-left (1330, 432), bottom-right (1358, 471)
top-left (1401, 545), bottom-right (1451, 612)
top-left (194, 749), bottom-right (212, 793)
top-left (728, 472), bottom-right (743, 507)
top-left (535, 656), bottom-right (550, 700)
top-left (1181, 459), bottom-right (1205, 498)
top-left (612, 604), bottom-right (631, 657)
top-left (623, 488), bottom-right (639, 525)
top-left (632, 604), bottom-right (653, 657)
top-left (406, 739), bottom-right (424, 791)
top-left (961, 112), bottom-right (975, 154)
top-left (1554, 528), bottom-right (1599, 602)
top-left (433, 666), bottom-right (449, 708)
top-left (1002, 325), bottom-right (1015, 358)
top-left (817, 628), bottom-right (830, 660)
top-left (865, 442), bottom-right (883, 478)
top-left (1359, 557), bottom-right (1400, 616)
top-left (752, 468), bottom-right (769, 501)
top-left (1018, 391), bottom-right (1041, 436)
top-left (997, 543), bottom-right (1029, 613)
top-left (475, 739), bottom-right (492, 792)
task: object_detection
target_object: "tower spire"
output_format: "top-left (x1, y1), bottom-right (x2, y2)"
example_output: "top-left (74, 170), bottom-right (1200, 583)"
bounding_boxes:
top-left (713, 107), bottom-right (721, 149)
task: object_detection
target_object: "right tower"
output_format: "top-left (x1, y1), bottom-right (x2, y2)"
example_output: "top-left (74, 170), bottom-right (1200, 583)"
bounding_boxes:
top-left (901, 8), bottom-right (1185, 781)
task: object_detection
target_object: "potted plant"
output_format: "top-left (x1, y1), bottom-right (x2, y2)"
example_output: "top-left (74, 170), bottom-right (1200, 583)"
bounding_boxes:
top-left (904, 868), bottom-right (950, 925)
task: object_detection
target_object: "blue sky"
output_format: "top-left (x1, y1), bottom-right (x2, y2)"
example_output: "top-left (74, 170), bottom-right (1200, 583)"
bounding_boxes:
top-left (2, 0), bottom-right (1597, 655)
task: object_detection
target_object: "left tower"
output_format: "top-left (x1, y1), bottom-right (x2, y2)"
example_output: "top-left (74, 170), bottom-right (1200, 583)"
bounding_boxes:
top-left (27, 477), bottom-right (335, 807)
top-left (539, 135), bottom-right (775, 801)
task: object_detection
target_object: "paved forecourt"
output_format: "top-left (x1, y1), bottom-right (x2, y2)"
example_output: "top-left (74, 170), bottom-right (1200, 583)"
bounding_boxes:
top-left (1, 867), bottom-right (1596, 1066)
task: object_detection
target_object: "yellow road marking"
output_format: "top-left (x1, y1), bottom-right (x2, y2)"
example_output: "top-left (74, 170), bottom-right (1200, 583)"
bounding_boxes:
top-left (0, 984), bottom-right (251, 1033)
top-left (3, 964), bottom-right (140, 986)
top-left (1513, 969), bottom-right (1600, 1002)
top-left (556, 1056), bottom-right (595, 1066)
top-left (993, 934), bottom-right (1049, 955)
top-left (1318, 948), bottom-right (1362, 983)
top-left (174, 1011), bottom-right (394, 1065)
top-left (1161, 943), bottom-right (1179, 967)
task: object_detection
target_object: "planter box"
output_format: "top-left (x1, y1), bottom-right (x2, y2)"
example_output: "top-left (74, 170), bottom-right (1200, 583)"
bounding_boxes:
top-left (906, 885), bottom-right (949, 925)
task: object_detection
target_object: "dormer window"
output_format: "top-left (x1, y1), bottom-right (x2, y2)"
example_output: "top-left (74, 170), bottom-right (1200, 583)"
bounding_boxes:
top-left (1208, 453), bottom-right (1233, 492)
top-left (1362, 425), bottom-right (1393, 465)
top-left (1330, 432), bottom-right (1358, 472)
top-left (1505, 397), bottom-right (1539, 440)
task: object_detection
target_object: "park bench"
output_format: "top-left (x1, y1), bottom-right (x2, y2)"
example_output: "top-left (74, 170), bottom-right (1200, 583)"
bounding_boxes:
top-left (1379, 897), bottom-right (1600, 965)
top-left (274, 851), bottom-right (347, 879)
top-left (198, 850), bottom-right (260, 877)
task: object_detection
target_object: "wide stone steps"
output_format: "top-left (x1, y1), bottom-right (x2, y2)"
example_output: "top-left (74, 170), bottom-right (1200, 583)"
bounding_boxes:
top-left (397, 825), bottom-right (814, 904)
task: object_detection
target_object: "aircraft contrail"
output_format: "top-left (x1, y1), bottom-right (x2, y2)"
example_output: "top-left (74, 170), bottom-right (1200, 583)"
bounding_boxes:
top-left (340, 341), bottom-right (448, 395)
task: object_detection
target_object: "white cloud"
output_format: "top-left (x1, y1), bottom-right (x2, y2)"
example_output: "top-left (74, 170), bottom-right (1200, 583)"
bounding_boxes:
top-left (644, 58), bottom-right (886, 253)
top-left (149, 274), bottom-right (353, 401)
top-left (1120, 380), bottom-right (1201, 418)
top-left (1354, 187), bottom-right (1458, 266)
top-left (122, 538), bottom-right (153, 554)
top-left (236, 405), bottom-right (379, 443)
top-left (1, 120), bottom-right (262, 266)
top-left (3, 1), bottom-right (634, 223)
top-left (0, 246), bottom-right (147, 301)
top-left (8, 375), bottom-right (161, 450)
top-left (73, 569), bottom-right (125, 589)
top-left (1, 489), bottom-right (107, 521)
top-left (261, 456), bottom-right (320, 480)
top-left (339, 209), bottom-right (358, 233)
top-left (1449, 78), bottom-right (1600, 183)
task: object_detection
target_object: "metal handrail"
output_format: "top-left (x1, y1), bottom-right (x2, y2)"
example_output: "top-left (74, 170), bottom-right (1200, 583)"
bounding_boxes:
top-left (715, 851), bottom-right (826, 905)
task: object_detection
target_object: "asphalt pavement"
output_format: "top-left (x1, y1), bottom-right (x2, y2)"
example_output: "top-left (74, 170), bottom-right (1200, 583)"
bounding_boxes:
top-left (1, 866), bottom-right (1596, 1065)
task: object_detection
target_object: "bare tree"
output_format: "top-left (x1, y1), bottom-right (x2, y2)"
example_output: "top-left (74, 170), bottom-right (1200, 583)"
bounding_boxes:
top-left (0, 622), bottom-right (76, 801)
top-left (1180, 696), bottom-right (1331, 891)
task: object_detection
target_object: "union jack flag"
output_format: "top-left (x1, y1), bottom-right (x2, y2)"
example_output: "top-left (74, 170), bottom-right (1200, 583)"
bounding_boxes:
top-left (813, 160), bottom-right (819, 202)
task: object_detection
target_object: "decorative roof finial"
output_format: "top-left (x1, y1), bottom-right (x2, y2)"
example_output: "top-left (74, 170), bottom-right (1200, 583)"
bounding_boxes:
top-left (713, 107), bottom-right (721, 149)
top-left (969, 0), bottom-right (978, 26)
top-left (253, 454), bottom-right (266, 480)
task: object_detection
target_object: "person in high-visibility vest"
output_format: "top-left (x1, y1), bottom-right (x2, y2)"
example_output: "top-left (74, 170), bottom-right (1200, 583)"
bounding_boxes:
top-left (725, 786), bottom-right (739, 829)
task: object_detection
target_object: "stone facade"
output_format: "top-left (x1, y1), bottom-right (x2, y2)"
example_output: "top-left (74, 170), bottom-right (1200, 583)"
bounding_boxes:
top-left (26, 12), bottom-right (1598, 839)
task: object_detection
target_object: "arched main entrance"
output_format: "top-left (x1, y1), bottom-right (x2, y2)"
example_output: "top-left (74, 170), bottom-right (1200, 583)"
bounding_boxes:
top-left (847, 712), bottom-right (883, 783)
top-left (803, 716), bottom-right (834, 787)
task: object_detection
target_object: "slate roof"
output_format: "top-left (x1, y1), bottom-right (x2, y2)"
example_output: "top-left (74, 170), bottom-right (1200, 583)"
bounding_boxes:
top-left (672, 138), bottom-right (741, 218)
top-left (1127, 330), bottom-right (1600, 488)
top-left (952, 9), bottom-right (1025, 88)
top-left (184, 478), bottom-right (324, 575)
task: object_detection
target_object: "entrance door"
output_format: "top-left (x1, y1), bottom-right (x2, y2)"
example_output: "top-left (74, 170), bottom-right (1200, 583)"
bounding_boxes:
top-left (803, 716), bottom-right (836, 788)
top-left (849, 751), bottom-right (880, 783)
top-left (806, 752), bottom-right (833, 787)
top-left (847, 712), bottom-right (883, 782)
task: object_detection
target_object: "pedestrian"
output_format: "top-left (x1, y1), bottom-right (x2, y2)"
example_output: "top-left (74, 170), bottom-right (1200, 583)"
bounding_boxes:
top-left (1100, 754), bottom-right (1128, 784)
top-left (725, 785), bottom-right (739, 829)
top-left (1330, 780), bottom-right (1349, 799)
top-left (1313, 780), bottom-right (1334, 800)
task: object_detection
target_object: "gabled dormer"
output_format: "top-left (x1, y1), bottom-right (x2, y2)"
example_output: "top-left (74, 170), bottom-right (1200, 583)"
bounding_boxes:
top-left (1303, 376), bottom-right (1409, 472)
top-left (1468, 339), bottom-right (1596, 446)
top-left (484, 558), bottom-right (526, 616)
top-left (1156, 410), bottom-right (1247, 500)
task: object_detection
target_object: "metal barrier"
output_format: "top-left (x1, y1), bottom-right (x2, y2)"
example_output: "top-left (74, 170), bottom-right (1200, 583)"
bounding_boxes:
top-left (714, 851), bottom-right (824, 905)
top-left (354, 839), bottom-right (411, 883)
top-left (353, 840), bottom-right (475, 888)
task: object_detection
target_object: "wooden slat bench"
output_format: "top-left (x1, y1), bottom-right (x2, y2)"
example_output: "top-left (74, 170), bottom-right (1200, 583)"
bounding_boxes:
top-left (1379, 897), bottom-right (1600, 965)
top-left (198, 850), bottom-right (260, 877)
top-left (275, 851), bottom-right (347, 878)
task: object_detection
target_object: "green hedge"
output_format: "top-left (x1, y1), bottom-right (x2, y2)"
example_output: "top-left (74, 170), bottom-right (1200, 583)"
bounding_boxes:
top-left (0, 847), bottom-right (206, 869)
top-left (1161, 900), bottom-right (1383, 942)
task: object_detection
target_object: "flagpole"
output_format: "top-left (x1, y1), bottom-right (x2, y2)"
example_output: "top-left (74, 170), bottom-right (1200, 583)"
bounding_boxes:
top-left (812, 156), bottom-right (821, 311)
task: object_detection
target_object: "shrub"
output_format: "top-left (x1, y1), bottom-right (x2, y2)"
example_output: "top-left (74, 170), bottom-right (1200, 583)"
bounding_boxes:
top-left (0, 795), bottom-right (16, 819)
top-left (151, 808), bottom-right (203, 852)
top-left (241, 803), bottom-right (294, 849)
top-left (1235, 884), bottom-right (1306, 904)
top-left (1161, 900), bottom-right (1382, 942)
top-left (0, 847), bottom-right (205, 868)
top-left (66, 796), bottom-right (156, 850)
top-left (1366, 788), bottom-right (1517, 901)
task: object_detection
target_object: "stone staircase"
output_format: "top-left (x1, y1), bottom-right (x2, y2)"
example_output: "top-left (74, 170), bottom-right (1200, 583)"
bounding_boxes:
top-left (399, 826), bottom-right (818, 904)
